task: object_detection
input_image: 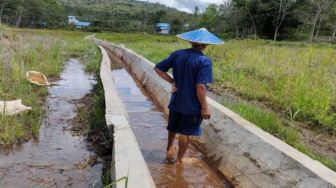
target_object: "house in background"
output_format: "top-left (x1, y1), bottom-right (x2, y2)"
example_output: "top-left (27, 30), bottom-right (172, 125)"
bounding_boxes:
top-left (75, 22), bottom-right (91, 29)
top-left (68, 16), bottom-right (78, 24)
top-left (183, 23), bottom-right (190, 31)
top-left (154, 23), bottom-right (170, 34)
top-left (67, 16), bottom-right (91, 29)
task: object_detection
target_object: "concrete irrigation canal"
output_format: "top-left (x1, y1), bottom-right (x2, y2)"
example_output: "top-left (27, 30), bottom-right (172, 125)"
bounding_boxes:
top-left (1, 39), bottom-right (336, 188)
top-left (109, 58), bottom-right (229, 187)
top-left (98, 40), bottom-right (336, 188)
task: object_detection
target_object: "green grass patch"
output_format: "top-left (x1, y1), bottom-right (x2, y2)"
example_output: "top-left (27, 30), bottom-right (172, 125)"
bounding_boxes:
top-left (221, 98), bottom-right (336, 171)
top-left (222, 99), bottom-right (298, 144)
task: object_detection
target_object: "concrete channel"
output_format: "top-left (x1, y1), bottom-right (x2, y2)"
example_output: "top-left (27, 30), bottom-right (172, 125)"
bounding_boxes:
top-left (98, 40), bottom-right (336, 188)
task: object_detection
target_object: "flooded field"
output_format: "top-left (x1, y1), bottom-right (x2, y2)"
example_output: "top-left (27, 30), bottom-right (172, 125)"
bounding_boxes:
top-left (111, 65), bottom-right (230, 188)
top-left (0, 59), bottom-right (102, 188)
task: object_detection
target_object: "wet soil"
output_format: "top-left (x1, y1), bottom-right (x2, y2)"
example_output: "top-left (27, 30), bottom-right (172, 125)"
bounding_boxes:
top-left (0, 59), bottom-right (103, 188)
top-left (297, 123), bottom-right (336, 161)
top-left (110, 68), bottom-right (230, 188)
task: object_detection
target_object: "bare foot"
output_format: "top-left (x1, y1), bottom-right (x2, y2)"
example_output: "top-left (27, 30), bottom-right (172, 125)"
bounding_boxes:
top-left (166, 147), bottom-right (176, 160)
top-left (176, 157), bottom-right (199, 164)
top-left (176, 159), bottom-right (183, 165)
top-left (163, 159), bottom-right (176, 164)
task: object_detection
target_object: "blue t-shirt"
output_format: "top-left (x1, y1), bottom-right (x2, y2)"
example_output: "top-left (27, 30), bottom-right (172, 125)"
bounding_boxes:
top-left (155, 49), bottom-right (213, 115)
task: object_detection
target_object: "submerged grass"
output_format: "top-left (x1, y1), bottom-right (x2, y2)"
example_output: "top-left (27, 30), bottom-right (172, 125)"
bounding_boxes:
top-left (75, 78), bottom-right (112, 187)
top-left (97, 33), bottom-right (336, 171)
top-left (0, 27), bottom-right (99, 147)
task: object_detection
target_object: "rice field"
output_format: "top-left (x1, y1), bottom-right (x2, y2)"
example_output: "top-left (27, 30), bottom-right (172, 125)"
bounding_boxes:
top-left (97, 32), bottom-right (336, 171)
top-left (0, 26), bottom-right (100, 147)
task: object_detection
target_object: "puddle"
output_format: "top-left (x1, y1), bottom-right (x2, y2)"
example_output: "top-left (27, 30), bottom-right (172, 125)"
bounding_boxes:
top-left (111, 68), bottom-right (230, 188)
top-left (0, 59), bottom-right (102, 188)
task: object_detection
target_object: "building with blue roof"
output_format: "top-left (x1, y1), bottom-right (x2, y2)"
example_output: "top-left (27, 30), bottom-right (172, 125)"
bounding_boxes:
top-left (68, 16), bottom-right (91, 29)
top-left (75, 22), bottom-right (91, 29)
top-left (154, 23), bottom-right (171, 35)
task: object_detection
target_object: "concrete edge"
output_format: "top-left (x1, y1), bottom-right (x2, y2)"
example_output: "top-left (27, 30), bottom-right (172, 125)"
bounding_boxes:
top-left (206, 97), bottom-right (336, 186)
top-left (98, 46), bottom-right (156, 188)
top-left (98, 40), bottom-right (336, 188)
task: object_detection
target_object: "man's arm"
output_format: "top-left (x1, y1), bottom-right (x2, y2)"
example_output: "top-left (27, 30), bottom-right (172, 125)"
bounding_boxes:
top-left (154, 67), bottom-right (174, 84)
top-left (196, 84), bottom-right (210, 119)
top-left (154, 67), bottom-right (177, 92)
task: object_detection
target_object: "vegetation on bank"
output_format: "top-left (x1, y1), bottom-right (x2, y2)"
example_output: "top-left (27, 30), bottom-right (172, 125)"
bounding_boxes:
top-left (1, 0), bottom-right (335, 42)
top-left (0, 27), bottom-right (99, 147)
top-left (0, 0), bottom-right (192, 33)
top-left (97, 33), bottom-right (336, 171)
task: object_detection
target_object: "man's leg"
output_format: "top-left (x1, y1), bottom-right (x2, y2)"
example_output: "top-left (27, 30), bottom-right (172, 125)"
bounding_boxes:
top-left (176, 134), bottom-right (189, 163)
top-left (166, 131), bottom-right (176, 159)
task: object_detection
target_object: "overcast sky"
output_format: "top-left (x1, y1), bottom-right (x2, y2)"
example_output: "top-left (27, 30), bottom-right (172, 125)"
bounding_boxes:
top-left (138, 0), bottom-right (224, 13)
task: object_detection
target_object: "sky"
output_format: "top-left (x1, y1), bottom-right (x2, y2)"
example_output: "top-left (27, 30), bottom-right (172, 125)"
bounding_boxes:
top-left (137, 0), bottom-right (224, 13)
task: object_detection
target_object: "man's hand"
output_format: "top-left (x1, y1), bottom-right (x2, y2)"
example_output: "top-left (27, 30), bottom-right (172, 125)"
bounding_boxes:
top-left (196, 84), bottom-right (211, 120)
top-left (201, 108), bottom-right (211, 119)
top-left (171, 83), bottom-right (177, 93)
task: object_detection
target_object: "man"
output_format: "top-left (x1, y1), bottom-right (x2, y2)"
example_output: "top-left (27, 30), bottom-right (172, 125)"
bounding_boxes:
top-left (154, 28), bottom-right (223, 164)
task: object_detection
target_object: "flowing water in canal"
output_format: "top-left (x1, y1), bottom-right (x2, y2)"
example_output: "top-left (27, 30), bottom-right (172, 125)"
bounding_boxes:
top-left (111, 64), bottom-right (230, 187)
top-left (0, 59), bottom-right (102, 188)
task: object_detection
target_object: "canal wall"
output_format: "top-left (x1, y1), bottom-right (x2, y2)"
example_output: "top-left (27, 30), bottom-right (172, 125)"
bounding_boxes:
top-left (98, 40), bottom-right (336, 188)
top-left (99, 46), bottom-right (156, 188)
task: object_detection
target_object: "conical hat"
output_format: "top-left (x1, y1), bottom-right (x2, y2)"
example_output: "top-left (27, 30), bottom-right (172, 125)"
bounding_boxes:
top-left (26, 71), bottom-right (50, 86)
top-left (177, 28), bottom-right (224, 45)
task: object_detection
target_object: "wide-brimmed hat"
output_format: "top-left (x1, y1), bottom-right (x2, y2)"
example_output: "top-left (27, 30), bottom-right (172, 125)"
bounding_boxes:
top-left (176, 28), bottom-right (224, 45)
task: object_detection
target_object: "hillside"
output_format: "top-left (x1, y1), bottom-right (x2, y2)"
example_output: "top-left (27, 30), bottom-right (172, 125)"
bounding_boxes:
top-left (58, 0), bottom-right (192, 32)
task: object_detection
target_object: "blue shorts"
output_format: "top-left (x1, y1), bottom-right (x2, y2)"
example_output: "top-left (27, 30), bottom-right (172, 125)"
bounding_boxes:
top-left (167, 110), bottom-right (202, 136)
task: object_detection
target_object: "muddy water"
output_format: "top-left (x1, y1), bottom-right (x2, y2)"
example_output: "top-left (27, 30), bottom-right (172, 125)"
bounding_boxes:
top-left (111, 68), bottom-right (229, 188)
top-left (0, 59), bottom-right (102, 188)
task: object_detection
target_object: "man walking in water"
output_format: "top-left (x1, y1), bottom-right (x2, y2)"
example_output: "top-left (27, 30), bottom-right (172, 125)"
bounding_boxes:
top-left (154, 28), bottom-right (223, 163)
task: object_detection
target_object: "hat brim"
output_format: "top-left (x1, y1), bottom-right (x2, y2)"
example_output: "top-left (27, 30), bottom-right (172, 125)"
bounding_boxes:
top-left (176, 35), bottom-right (223, 45)
top-left (176, 28), bottom-right (224, 45)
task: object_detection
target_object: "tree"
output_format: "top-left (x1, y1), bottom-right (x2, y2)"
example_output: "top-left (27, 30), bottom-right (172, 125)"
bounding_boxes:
top-left (201, 4), bottom-right (219, 32)
top-left (194, 6), bottom-right (199, 16)
top-left (329, 2), bottom-right (336, 40)
top-left (0, 0), bottom-right (63, 28)
top-left (233, 0), bottom-right (258, 38)
top-left (274, 0), bottom-right (297, 41)
top-left (171, 18), bottom-right (183, 33)
top-left (0, 0), bottom-right (10, 24)
top-left (309, 0), bottom-right (332, 41)
top-left (149, 10), bottom-right (167, 24)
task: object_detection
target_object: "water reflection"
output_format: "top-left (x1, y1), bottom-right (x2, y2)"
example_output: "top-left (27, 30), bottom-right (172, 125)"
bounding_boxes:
top-left (0, 59), bottom-right (102, 188)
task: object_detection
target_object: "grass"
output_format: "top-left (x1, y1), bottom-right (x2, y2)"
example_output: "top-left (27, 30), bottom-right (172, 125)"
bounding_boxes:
top-left (0, 26), bottom-right (100, 147)
top-left (89, 80), bottom-right (112, 187)
top-left (97, 33), bottom-right (336, 171)
top-left (104, 176), bottom-right (129, 188)
top-left (209, 40), bottom-right (336, 134)
top-left (222, 98), bottom-right (336, 171)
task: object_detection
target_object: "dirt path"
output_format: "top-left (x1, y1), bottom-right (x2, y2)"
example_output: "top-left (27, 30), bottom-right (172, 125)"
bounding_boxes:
top-left (0, 59), bottom-right (102, 188)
